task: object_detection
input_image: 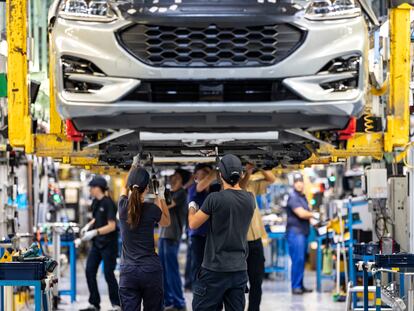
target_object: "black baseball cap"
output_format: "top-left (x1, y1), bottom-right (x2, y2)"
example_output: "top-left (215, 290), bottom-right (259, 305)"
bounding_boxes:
top-left (293, 173), bottom-right (304, 183)
top-left (219, 154), bottom-right (243, 185)
top-left (88, 176), bottom-right (108, 190)
top-left (127, 167), bottom-right (150, 189)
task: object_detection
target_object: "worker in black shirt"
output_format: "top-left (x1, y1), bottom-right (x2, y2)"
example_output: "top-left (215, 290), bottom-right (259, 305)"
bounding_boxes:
top-left (80, 176), bottom-right (120, 311)
top-left (159, 168), bottom-right (191, 311)
top-left (188, 154), bottom-right (255, 311)
top-left (118, 166), bottom-right (171, 310)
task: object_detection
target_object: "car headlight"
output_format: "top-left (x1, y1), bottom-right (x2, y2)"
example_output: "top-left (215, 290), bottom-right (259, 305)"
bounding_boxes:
top-left (305, 0), bottom-right (361, 20)
top-left (58, 0), bottom-right (117, 22)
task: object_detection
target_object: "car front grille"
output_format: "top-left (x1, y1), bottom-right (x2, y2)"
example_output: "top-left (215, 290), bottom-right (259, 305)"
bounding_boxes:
top-left (121, 80), bottom-right (300, 102)
top-left (117, 23), bottom-right (305, 67)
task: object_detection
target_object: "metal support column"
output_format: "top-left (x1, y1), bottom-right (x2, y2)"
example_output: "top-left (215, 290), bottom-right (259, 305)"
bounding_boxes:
top-left (6, 0), bottom-right (34, 152)
top-left (384, 4), bottom-right (411, 152)
top-left (52, 227), bottom-right (61, 300)
top-left (409, 146), bottom-right (414, 253)
top-left (408, 275), bottom-right (414, 311)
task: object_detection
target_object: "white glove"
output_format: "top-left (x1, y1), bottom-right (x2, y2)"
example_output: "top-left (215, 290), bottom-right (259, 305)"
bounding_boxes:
top-left (310, 218), bottom-right (319, 226)
top-left (132, 155), bottom-right (140, 168)
top-left (312, 212), bottom-right (321, 220)
top-left (74, 238), bottom-right (82, 248)
top-left (158, 185), bottom-right (166, 200)
top-left (188, 201), bottom-right (199, 212)
top-left (81, 229), bottom-right (98, 242)
top-left (80, 223), bottom-right (92, 237)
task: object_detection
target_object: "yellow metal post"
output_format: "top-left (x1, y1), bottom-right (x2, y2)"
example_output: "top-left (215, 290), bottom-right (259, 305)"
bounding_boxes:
top-left (48, 34), bottom-right (65, 135)
top-left (384, 4), bottom-right (411, 152)
top-left (6, 0), bottom-right (34, 153)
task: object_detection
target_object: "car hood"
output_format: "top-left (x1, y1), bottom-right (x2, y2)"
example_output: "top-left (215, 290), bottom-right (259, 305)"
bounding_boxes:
top-left (114, 0), bottom-right (306, 23)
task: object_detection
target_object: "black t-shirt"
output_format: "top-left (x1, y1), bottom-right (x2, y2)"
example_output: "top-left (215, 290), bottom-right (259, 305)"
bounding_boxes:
top-left (159, 188), bottom-right (187, 241)
top-left (286, 190), bottom-right (310, 236)
top-left (91, 196), bottom-right (118, 248)
top-left (201, 189), bottom-right (255, 272)
top-left (118, 195), bottom-right (162, 270)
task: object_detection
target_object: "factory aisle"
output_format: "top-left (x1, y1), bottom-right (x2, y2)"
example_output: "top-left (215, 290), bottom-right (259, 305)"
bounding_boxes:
top-left (58, 258), bottom-right (344, 311)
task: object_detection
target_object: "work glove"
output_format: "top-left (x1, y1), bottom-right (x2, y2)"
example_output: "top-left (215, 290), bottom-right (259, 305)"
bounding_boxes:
top-left (312, 212), bottom-right (321, 220)
top-left (132, 154), bottom-right (140, 168)
top-left (157, 185), bottom-right (166, 200)
top-left (81, 229), bottom-right (98, 242)
top-left (80, 223), bottom-right (92, 237)
top-left (310, 212), bottom-right (321, 226)
top-left (74, 238), bottom-right (82, 248)
top-left (188, 201), bottom-right (200, 212)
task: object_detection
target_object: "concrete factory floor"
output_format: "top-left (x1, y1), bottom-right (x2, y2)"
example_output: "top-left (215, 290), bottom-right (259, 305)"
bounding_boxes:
top-left (57, 258), bottom-right (344, 311)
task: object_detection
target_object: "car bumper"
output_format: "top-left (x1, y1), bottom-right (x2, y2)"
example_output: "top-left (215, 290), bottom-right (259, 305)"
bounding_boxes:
top-left (51, 15), bottom-right (368, 131)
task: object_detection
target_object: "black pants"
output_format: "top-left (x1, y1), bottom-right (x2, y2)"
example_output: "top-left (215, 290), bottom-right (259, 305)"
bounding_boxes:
top-left (85, 242), bottom-right (120, 308)
top-left (247, 239), bottom-right (265, 311)
top-left (192, 268), bottom-right (248, 311)
top-left (184, 238), bottom-right (192, 290)
top-left (190, 235), bottom-right (206, 288)
top-left (119, 264), bottom-right (163, 311)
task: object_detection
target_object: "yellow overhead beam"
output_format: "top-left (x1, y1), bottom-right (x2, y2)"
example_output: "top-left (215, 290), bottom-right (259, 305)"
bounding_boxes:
top-left (318, 133), bottom-right (384, 161)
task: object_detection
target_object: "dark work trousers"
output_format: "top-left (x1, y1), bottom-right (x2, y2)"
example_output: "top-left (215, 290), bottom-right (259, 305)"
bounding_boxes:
top-left (159, 238), bottom-right (186, 309)
top-left (192, 268), bottom-right (248, 311)
top-left (190, 235), bottom-right (206, 287)
top-left (247, 239), bottom-right (265, 311)
top-left (286, 229), bottom-right (308, 290)
top-left (85, 241), bottom-right (120, 308)
top-left (184, 237), bottom-right (193, 290)
top-left (119, 264), bottom-right (164, 311)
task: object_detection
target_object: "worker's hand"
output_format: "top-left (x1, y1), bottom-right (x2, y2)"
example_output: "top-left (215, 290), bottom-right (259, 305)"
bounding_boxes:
top-left (157, 185), bottom-right (166, 200)
top-left (80, 223), bottom-right (92, 237)
top-left (312, 212), bottom-right (320, 220)
top-left (310, 218), bottom-right (319, 226)
top-left (81, 229), bottom-right (98, 241)
top-left (132, 154), bottom-right (140, 168)
top-left (245, 163), bottom-right (255, 175)
top-left (310, 212), bottom-right (320, 226)
top-left (188, 201), bottom-right (199, 212)
top-left (74, 238), bottom-right (82, 248)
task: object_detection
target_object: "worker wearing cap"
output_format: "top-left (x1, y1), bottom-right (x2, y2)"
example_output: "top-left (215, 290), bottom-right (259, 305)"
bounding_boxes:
top-left (186, 163), bottom-right (221, 290)
top-left (80, 176), bottom-right (120, 311)
top-left (240, 163), bottom-right (276, 311)
top-left (188, 154), bottom-right (255, 310)
top-left (286, 173), bottom-right (314, 295)
top-left (159, 168), bottom-right (191, 311)
top-left (118, 166), bottom-right (170, 310)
